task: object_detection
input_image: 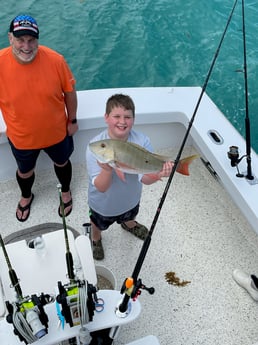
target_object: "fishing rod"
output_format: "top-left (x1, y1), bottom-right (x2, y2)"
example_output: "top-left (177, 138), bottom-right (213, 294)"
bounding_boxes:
top-left (118, 0), bottom-right (239, 314)
top-left (0, 233), bottom-right (23, 299)
top-left (56, 183), bottom-right (77, 327)
top-left (0, 234), bottom-right (49, 343)
top-left (56, 184), bottom-right (97, 331)
top-left (241, 0), bottom-right (253, 180)
top-left (57, 183), bottom-right (75, 282)
top-left (228, 0), bottom-right (255, 180)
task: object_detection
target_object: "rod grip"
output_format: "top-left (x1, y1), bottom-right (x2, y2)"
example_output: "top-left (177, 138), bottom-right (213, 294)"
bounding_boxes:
top-left (66, 252), bottom-right (75, 281)
top-left (118, 294), bottom-right (130, 313)
top-left (9, 269), bottom-right (23, 298)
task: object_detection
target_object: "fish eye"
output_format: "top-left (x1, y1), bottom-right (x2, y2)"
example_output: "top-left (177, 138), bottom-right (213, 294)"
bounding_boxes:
top-left (101, 143), bottom-right (106, 148)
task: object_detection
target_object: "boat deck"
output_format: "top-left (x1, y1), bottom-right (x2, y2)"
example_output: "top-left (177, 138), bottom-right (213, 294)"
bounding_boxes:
top-left (0, 146), bottom-right (258, 345)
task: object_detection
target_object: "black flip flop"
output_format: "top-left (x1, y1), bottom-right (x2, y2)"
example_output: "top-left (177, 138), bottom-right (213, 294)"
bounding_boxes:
top-left (58, 198), bottom-right (73, 218)
top-left (16, 193), bottom-right (34, 222)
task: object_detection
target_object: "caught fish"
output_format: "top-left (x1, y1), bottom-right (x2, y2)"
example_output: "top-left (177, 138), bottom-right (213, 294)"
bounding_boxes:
top-left (89, 139), bottom-right (198, 181)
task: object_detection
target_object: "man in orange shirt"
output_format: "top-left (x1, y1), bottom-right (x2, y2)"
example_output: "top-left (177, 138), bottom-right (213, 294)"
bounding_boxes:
top-left (0, 14), bottom-right (78, 221)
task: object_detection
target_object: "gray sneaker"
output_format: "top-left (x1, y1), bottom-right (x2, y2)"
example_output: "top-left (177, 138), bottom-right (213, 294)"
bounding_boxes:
top-left (93, 239), bottom-right (104, 260)
top-left (121, 221), bottom-right (148, 240)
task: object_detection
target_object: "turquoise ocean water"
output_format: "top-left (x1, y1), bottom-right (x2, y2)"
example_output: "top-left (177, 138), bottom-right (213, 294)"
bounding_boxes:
top-left (1, 0), bottom-right (257, 152)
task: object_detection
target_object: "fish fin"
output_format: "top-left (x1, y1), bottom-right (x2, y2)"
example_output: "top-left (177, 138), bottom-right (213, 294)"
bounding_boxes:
top-left (115, 169), bottom-right (126, 182)
top-left (114, 161), bottom-right (139, 173)
top-left (176, 155), bottom-right (199, 176)
top-left (144, 173), bottom-right (162, 181)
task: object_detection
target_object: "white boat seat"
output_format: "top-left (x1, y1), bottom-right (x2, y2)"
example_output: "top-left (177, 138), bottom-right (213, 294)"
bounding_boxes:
top-left (0, 227), bottom-right (141, 345)
top-left (0, 229), bottom-right (97, 317)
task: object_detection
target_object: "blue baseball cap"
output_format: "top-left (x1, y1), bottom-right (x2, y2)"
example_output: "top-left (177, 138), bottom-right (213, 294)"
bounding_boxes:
top-left (9, 15), bottom-right (39, 39)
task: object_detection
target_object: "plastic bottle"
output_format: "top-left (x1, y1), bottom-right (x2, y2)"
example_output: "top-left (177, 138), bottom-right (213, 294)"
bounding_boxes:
top-left (34, 236), bottom-right (46, 258)
top-left (26, 309), bottom-right (46, 338)
top-left (79, 327), bottom-right (92, 345)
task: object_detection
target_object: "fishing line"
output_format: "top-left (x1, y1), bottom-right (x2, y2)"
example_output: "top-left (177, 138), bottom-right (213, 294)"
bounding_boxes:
top-left (118, 0), bottom-right (239, 313)
top-left (241, 0), bottom-right (253, 180)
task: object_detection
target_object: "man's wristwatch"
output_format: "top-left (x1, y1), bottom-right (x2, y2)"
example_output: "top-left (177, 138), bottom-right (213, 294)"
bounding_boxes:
top-left (69, 118), bottom-right (77, 124)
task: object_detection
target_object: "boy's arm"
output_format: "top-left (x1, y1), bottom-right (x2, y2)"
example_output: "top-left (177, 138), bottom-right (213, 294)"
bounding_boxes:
top-left (86, 145), bottom-right (113, 192)
top-left (141, 161), bottom-right (174, 185)
top-left (93, 162), bottom-right (113, 192)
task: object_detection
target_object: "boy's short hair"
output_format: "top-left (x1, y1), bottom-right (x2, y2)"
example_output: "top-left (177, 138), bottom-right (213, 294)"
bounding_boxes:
top-left (106, 94), bottom-right (135, 117)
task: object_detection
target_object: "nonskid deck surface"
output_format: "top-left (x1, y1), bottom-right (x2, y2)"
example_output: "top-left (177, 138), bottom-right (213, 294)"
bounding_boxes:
top-left (0, 147), bottom-right (258, 345)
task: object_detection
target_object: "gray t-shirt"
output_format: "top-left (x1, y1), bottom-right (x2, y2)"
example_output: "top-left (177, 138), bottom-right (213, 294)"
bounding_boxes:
top-left (86, 129), bottom-right (153, 216)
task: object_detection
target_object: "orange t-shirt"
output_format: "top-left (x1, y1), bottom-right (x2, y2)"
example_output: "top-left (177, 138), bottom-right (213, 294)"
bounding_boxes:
top-left (0, 46), bottom-right (76, 149)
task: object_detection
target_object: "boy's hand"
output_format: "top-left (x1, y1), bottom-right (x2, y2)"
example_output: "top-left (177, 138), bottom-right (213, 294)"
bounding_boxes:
top-left (158, 161), bottom-right (174, 178)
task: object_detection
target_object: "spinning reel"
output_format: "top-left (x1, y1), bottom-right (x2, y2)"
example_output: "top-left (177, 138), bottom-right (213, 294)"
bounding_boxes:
top-left (56, 279), bottom-right (97, 328)
top-left (227, 145), bottom-right (246, 177)
top-left (5, 293), bottom-right (50, 344)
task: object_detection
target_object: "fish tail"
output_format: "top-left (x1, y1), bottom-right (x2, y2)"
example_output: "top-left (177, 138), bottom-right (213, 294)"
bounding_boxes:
top-left (176, 155), bottom-right (199, 176)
